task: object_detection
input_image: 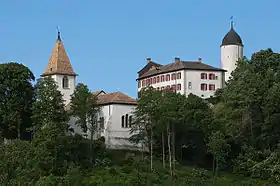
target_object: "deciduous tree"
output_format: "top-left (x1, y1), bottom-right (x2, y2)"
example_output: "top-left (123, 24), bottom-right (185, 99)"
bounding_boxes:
top-left (0, 62), bottom-right (34, 140)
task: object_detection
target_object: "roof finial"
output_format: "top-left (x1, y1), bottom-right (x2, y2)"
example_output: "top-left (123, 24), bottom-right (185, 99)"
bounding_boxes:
top-left (57, 26), bottom-right (61, 40)
top-left (230, 16), bottom-right (234, 29)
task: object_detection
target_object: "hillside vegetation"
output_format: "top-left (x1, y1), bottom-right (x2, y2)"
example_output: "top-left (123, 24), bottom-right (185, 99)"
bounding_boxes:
top-left (1, 49), bottom-right (280, 185)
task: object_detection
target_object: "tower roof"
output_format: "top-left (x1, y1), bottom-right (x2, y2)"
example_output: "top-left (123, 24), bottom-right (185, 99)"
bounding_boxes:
top-left (221, 21), bottom-right (243, 47)
top-left (41, 31), bottom-right (77, 77)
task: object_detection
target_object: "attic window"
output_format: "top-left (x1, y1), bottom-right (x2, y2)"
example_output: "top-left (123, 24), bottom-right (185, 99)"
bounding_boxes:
top-left (62, 76), bottom-right (69, 89)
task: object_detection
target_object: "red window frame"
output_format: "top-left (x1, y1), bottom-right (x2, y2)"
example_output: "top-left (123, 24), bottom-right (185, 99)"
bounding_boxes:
top-left (201, 73), bottom-right (207, 79)
top-left (166, 85), bottom-right (170, 91)
top-left (157, 76), bottom-right (160, 83)
top-left (200, 83), bottom-right (207, 91)
top-left (171, 73), bottom-right (177, 80)
top-left (166, 74), bottom-right (170, 81)
top-left (161, 75), bottom-right (165, 82)
top-left (177, 84), bottom-right (181, 90)
top-left (142, 80), bottom-right (145, 87)
top-left (209, 84), bottom-right (216, 91)
top-left (153, 77), bottom-right (156, 84)
top-left (209, 73), bottom-right (215, 80)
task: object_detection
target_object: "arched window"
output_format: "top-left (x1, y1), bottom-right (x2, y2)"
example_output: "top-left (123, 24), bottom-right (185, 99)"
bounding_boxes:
top-left (121, 115), bottom-right (125, 128)
top-left (125, 114), bottom-right (129, 128)
top-left (62, 76), bottom-right (69, 89)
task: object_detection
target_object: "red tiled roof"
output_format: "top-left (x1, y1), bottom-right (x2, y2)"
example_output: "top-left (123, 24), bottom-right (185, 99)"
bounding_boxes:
top-left (41, 33), bottom-right (77, 77)
top-left (96, 92), bottom-right (137, 105)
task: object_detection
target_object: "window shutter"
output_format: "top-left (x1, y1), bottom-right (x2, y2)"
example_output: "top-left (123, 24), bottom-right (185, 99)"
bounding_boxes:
top-left (214, 84), bottom-right (216, 90)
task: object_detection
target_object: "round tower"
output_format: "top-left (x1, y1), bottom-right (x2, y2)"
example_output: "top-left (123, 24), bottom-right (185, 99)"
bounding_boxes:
top-left (221, 19), bottom-right (243, 82)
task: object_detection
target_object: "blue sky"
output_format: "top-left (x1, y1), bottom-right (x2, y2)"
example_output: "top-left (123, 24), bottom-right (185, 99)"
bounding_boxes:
top-left (0, 0), bottom-right (279, 98)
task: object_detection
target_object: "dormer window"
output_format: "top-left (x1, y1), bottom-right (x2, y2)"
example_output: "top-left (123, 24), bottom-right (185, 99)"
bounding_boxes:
top-left (62, 76), bottom-right (69, 89)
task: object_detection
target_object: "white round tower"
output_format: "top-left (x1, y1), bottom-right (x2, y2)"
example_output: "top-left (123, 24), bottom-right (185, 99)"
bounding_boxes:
top-left (221, 20), bottom-right (243, 82)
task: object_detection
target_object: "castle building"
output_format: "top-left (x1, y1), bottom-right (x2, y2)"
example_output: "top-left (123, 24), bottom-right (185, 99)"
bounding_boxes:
top-left (137, 21), bottom-right (243, 98)
top-left (41, 20), bottom-right (243, 150)
top-left (137, 57), bottom-right (226, 99)
top-left (42, 31), bottom-right (139, 150)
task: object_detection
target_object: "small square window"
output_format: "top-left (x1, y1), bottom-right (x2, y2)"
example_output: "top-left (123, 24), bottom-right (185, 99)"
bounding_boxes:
top-left (188, 82), bottom-right (192, 89)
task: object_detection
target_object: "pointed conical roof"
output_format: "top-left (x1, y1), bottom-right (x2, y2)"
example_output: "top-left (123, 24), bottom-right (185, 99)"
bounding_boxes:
top-left (41, 32), bottom-right (77, 77)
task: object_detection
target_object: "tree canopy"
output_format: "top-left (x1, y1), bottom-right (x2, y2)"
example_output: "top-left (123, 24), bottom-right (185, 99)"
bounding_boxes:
top-left (0, 62), bottom-right (35, 140)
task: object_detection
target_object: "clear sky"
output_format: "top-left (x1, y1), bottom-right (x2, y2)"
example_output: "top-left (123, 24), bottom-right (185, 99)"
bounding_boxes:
top-left (0, 0), bottom-right (279, 98)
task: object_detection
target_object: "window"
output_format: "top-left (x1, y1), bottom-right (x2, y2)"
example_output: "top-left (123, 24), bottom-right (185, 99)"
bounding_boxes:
top-left (142, 80), bottom-right (145, 87)
top-left (161, 75), bottom-right (165, 82)
top-left (177, 84), bottom-right (181, 90)
top-left (161, 86), bottom-right (165, 90)
top-left (138, 91), bottom-right (141, 98)
top-left (209, 73), bottom-right (215, 80)
top-left (125, 114), bottom-right (129, 128)
top-left (129, 116), bottom-right (132, 127)
top-left (157, 76), bottom-right (160, 83)
top-left (188, 82), bottom-right (192, 89)
top-left (166, 74), bottom-right (170, 81)
top-left (209, 84), bottom-right (216, 91)
top-left (62, 76), bottom-right (69, 89)
top-left (201, 73), bottom-right (207, 79)
top-left (138, 81), bottom-right (141, 88)
top-left (157, 87), bottom-right (160, 91)
top-left (153, 77), bottom-right (156, 84)
top-left (172, 85), bottom-right (177, 92)
top-left (171, 73), bottom-right (176, 80)
top-left (99, 117), bottom-right (104, 129)
top-left (177, 72), bottom-right (181, 79)
top-left (215, 76), bottom-right (218, 80)
top-left (166, 85), bottom-right (170, 91)
top-left (121, 115), bottom-right (125, 128)
top-left (201, 83), bottom-right (207, 91)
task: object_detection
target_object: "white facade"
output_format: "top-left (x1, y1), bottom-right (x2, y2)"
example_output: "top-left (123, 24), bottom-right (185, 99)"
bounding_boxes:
top-left (221, 45), bottom-right (243, 82)
top-left (138, 69), bottom-right (225, 99)
top-left (69, 103), bottom-right (140, 150)
top-left (51, 74), bottom-right (76, 105)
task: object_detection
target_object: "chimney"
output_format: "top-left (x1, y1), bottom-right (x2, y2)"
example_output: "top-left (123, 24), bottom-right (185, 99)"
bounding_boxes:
top-left (198, 57), bottom-right (202, 63)
top-left (174, 57), bottom-right (180, 63)
top-left (147, 57), bottom-right (151, 63)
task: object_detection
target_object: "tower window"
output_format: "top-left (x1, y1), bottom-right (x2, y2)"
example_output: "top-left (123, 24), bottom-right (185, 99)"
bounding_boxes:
top-left (62, 76), bottom-right (69, 89)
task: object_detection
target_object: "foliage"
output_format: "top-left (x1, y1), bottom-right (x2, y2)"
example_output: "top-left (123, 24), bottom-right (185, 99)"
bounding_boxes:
top-left (0, 62), bottom-right (35, 140)
top-left (31, 77), bottom-right (68, 136)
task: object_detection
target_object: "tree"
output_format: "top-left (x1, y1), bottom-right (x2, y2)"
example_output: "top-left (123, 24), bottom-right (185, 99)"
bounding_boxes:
top-left (70, 83), bottom-right (92, 133)
top-left (31, 77), bottom-right (68, 137)
top-left (217, 49), bottom-right (280, 151)
top-left (0, 62), bottom-right (35, 140)
top-left (207, 131), bottom-right (230, 182)
top-left (70, 83), bottom-right (100, 164)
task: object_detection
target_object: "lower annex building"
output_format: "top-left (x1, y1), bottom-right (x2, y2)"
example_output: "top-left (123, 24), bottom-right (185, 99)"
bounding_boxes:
top-left (41, 21), bottom-right (243, 150)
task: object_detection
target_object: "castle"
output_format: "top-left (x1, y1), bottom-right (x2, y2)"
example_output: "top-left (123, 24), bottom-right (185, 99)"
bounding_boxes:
top-left (41, 21), bottom-right (243, 149)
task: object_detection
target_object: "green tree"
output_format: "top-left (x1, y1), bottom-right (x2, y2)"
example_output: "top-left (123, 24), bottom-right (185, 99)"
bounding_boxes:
top-left (70, 83), bottom-right (100, 164)
top-left (70, 83), bottom-right (93, 133)
top-left (31, 77), bottom-right (68, 137)
top-left (0, 62), bottom-right (35, 140)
